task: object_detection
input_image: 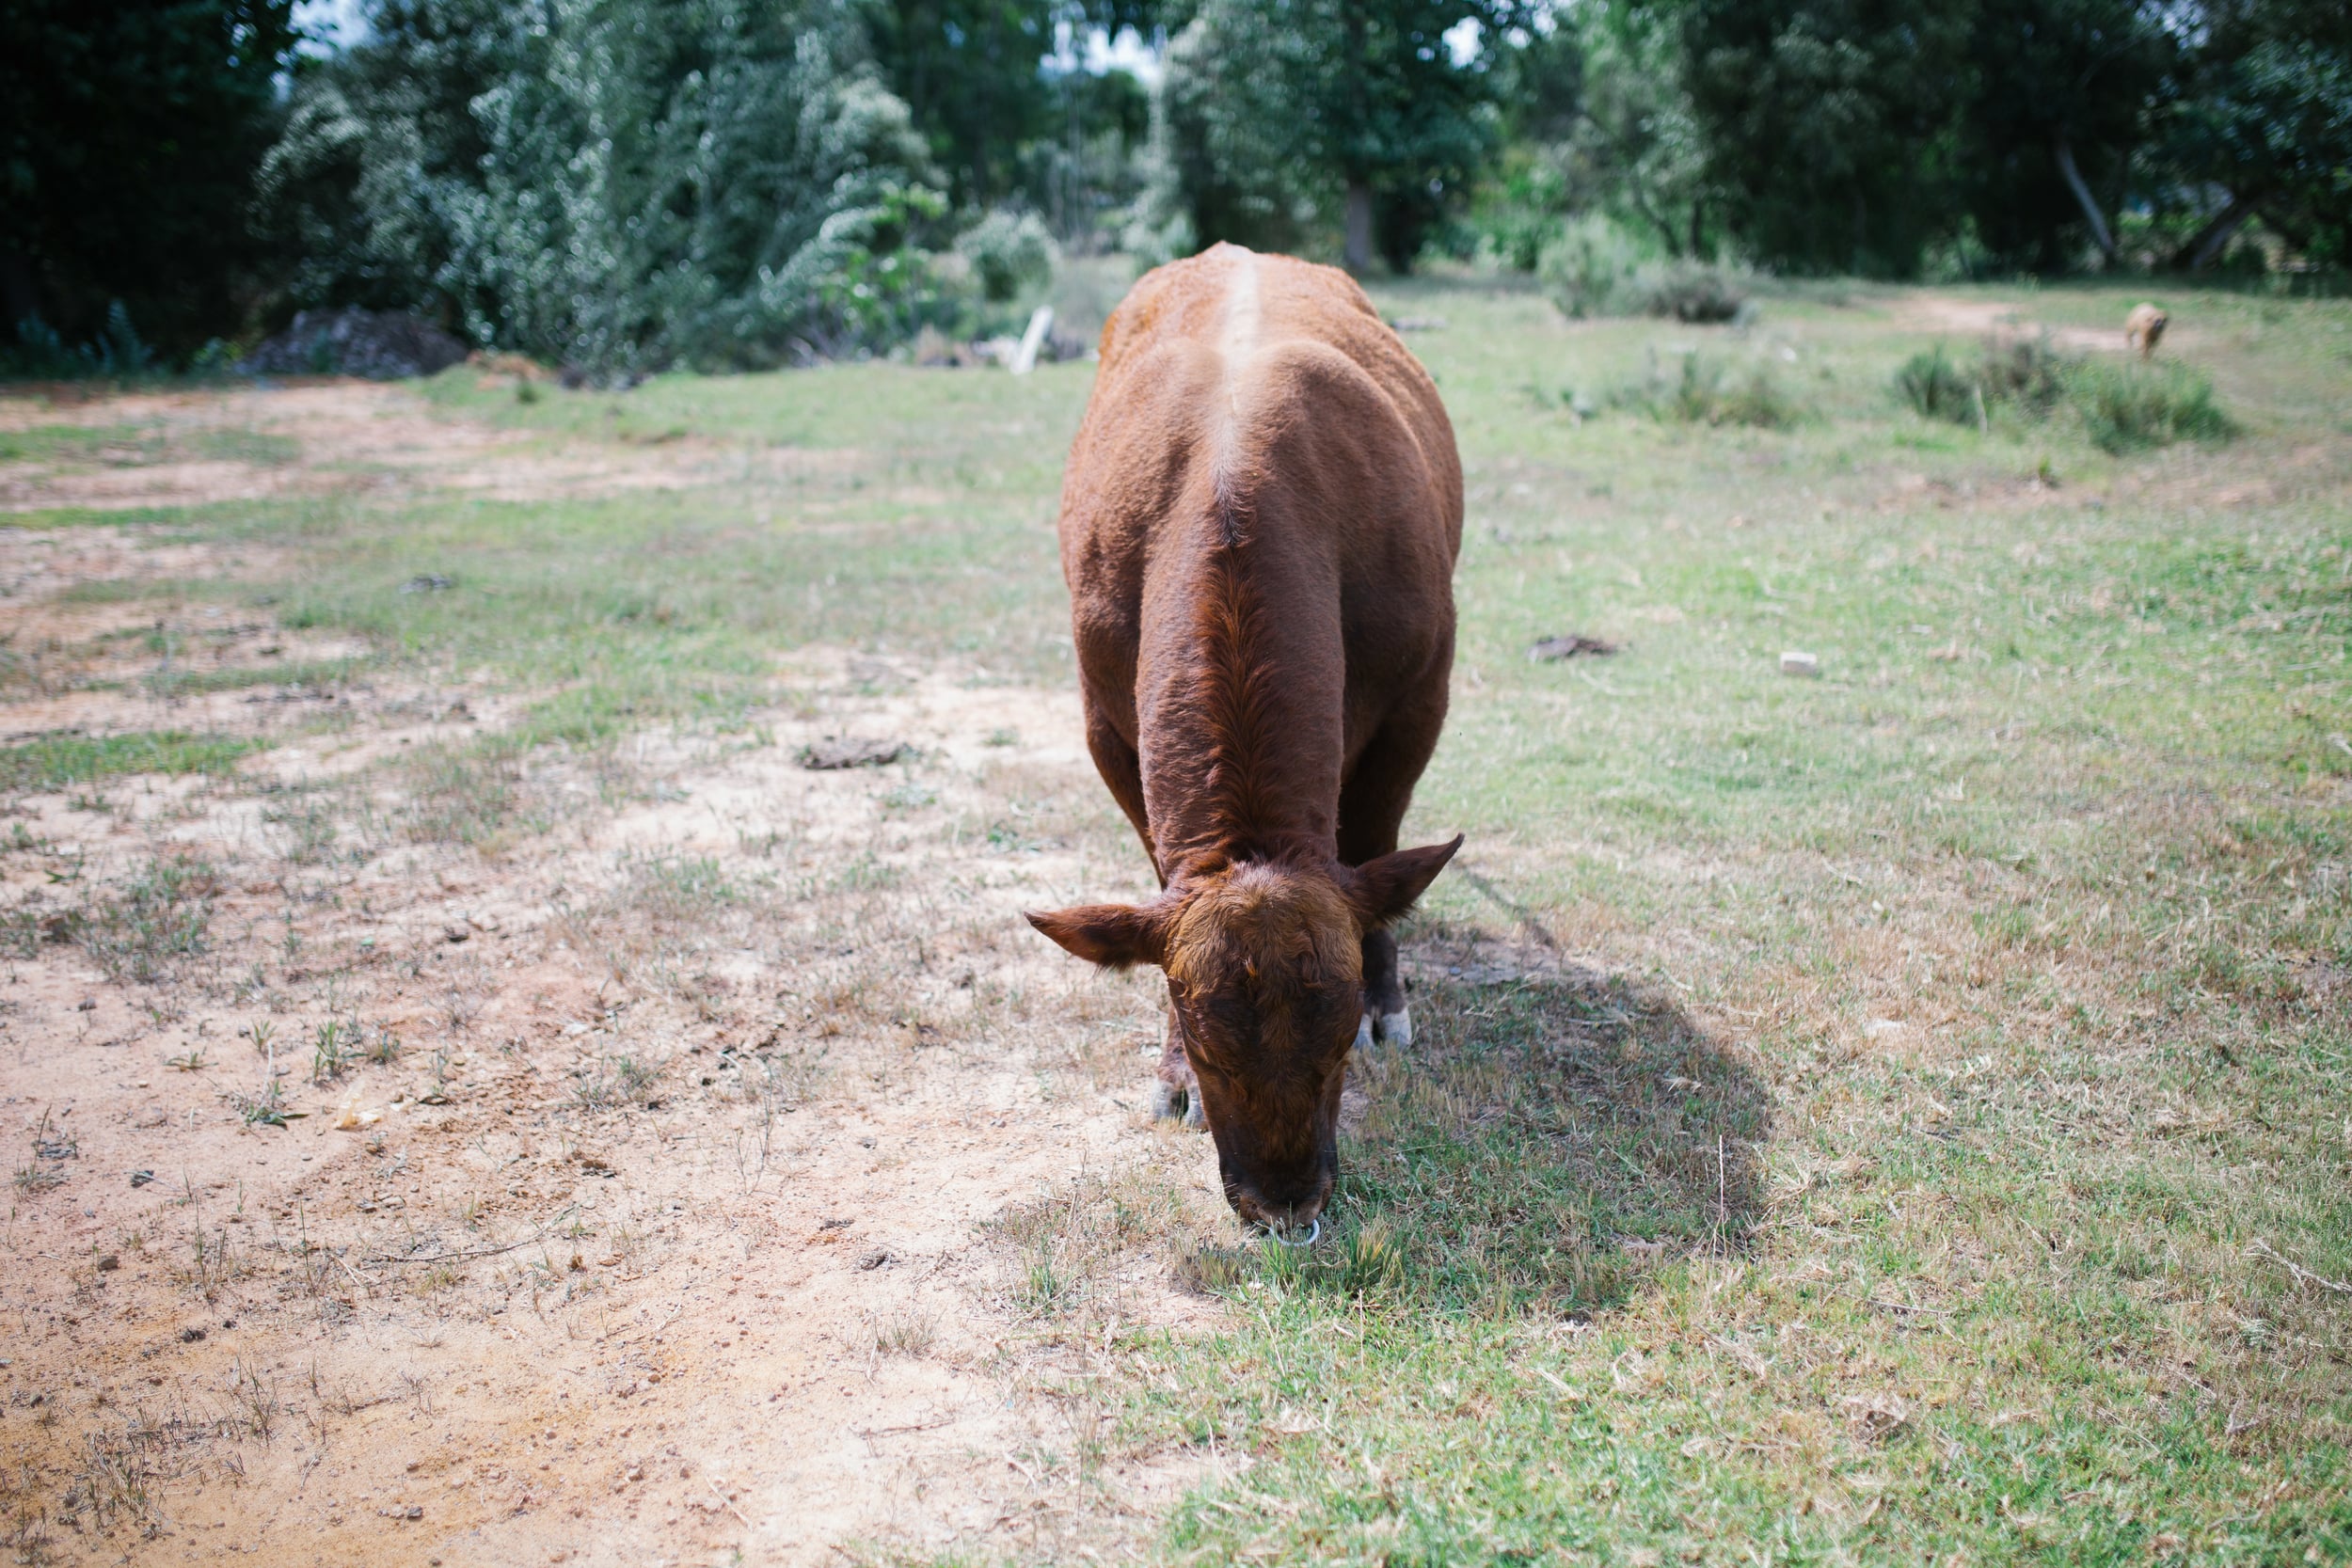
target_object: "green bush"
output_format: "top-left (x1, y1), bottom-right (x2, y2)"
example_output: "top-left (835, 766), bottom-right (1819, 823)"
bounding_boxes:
top-left (2068, 358), bottom-right (2238, 451)
top-left (1896, 336), bottom-right (2233, 451)
top-left (1616, 350), bottom-right (1804, 428)
top-left (1540, 214), bottom-right (1751, 323)
top-left (1631, 258), bottom-right (1750, 323)
top-left (954, 210), bottom-right (1058, 305)
top-left (1539, 214), bottom-right (1650, 318)
top-left (257, 0), bottom-right (959, 372)
top-left (1897, 344), bottom-right (1978, 422)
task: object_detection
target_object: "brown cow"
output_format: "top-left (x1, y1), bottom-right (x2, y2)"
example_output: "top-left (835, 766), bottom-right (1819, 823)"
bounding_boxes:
top-left (1027, 244), bottom-right (1464, 1238)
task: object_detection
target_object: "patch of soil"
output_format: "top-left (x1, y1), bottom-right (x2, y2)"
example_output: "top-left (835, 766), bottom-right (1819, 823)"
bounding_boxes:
top-left (0, 613), bottom-right (1231, 1562)
top-left (0, 384), bottom-right (854, 515)
top-left (1895, 293), bottom-right (2138, 356)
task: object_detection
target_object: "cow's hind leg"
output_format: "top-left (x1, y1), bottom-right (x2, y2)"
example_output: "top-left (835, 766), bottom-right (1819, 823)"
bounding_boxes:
top-left (1338, 688), bottom-right (1450, 1050)
top-left (1150, 1004), bottom-right (1206, 1128)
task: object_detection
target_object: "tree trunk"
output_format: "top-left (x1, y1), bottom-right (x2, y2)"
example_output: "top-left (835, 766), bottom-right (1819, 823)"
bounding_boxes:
top-left (2178, 197), bottom-right (2256, 272)
top-left (2054, 135), bottom-right (2118, 266)
top-left (1344, 182), bottom-right (1375, 276)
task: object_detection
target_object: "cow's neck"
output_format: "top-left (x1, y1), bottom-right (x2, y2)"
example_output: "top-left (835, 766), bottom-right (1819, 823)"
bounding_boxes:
top-left (1136, 515), bottom-right (1343, 883)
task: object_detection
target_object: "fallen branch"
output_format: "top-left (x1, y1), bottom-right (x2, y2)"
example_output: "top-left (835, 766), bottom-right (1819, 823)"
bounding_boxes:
top-left (2249, 1239), bottom-right (2352, 1297)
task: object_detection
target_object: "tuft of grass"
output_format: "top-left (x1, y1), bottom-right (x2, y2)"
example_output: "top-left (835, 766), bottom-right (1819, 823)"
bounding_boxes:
top-left (1898, 335), bottom-right (2233, 451)
top-left (1617, 351), bottom-right (1805, 429)
top-left (2068, 356), bottom-right (2237, 451)
top-left (0, 730), bottom-right (261, 794)
top-left (79, 856), bottom-right (221, 984)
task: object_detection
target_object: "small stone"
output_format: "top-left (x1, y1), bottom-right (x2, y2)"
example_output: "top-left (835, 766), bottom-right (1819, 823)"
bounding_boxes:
top-left (1779, 650), bottom-right (1820, 677)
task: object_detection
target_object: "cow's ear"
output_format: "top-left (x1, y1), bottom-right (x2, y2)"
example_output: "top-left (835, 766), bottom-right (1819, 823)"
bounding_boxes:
top-left (1026, 901), bottom-right (1170, 970)
top-left (1348, 835), bottom-right (1465, 928)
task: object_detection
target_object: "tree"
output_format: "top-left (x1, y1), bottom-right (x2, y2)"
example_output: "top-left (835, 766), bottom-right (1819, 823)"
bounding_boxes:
top-left (1492, 3), bottom-right (1714, 262)
top-left (1681, 0), bottom-right (1975, 275)
top-left (1163, 0), bottom-right (1509, 273)
top-left (2158, 0), bottom-right (2352, 270)
top-left (1956, 0), bottom-right (2173, 272)
top-left (260, 0), bottom-right (947, 370)
top-left (0, 0), bottom-right (300, 356)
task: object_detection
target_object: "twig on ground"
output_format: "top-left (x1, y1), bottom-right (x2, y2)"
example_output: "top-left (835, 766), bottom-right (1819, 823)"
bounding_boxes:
top-left (2249, 1239), bottom-right (2352, 1296)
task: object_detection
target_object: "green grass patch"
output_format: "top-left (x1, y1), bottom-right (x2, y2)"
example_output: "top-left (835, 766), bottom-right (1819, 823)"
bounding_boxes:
top-left (0, 731), bottom-right (261, 792)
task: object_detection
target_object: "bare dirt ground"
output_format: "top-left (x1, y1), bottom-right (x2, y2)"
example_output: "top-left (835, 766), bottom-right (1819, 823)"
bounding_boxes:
top-left (0, 390), bottom-right (1242, 1565)
top-left (1895, 292), bottom-right (2153, 355)
top-left (0, 382), bottom-right (847, 514)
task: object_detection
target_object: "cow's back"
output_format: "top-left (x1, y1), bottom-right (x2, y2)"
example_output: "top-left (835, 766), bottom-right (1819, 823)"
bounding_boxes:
top-left (1058, 245), bottom-right (1461, 763)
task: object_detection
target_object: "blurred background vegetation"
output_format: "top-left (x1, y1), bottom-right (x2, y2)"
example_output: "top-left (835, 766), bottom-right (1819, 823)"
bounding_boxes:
top-left (2, 0), bottom-right (2345, 373)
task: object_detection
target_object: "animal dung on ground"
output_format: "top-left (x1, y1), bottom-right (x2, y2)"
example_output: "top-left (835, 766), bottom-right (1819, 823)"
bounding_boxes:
top-left (797, 737), bottom-right (909, 770)
top-left (1530, 633), bottom-right (1620, 661)
top-left (1779, 650), bottom-right (1821, 677)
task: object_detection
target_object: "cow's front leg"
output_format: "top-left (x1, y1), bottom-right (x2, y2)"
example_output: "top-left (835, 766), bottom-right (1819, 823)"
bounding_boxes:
top-left (1362, 927), bottom-right (1412, 1046)
top-left (1150, 1003), bottom-right (1206, 1128)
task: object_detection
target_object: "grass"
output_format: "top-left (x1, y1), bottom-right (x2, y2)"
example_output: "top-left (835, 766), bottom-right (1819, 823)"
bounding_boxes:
top-left (0, 730), bottom-right (261, 793)
top-left (4, 273), bottom-right (2349, 1560)
top-left (1898, 336), bottom-right (2237, 451)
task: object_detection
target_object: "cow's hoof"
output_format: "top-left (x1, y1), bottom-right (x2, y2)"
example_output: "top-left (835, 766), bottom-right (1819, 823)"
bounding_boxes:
top-left (1183, 1093), bottom-right (1206, 1130)
top-left (1352, 1013), bottom-right (1373, 1054)
top-left (1375, 1009), bottom-right (1412, 1047)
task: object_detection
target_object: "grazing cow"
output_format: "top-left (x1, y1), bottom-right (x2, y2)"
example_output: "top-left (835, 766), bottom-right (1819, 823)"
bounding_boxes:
top-left (2125, 302), bottom-right (2169, 360)
top-left (1027, 243), bottom-right (1464, 1239)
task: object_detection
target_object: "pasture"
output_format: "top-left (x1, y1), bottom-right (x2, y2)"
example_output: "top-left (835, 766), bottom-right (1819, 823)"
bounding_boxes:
top-left (0, 275), bottom-right (2345, 1565)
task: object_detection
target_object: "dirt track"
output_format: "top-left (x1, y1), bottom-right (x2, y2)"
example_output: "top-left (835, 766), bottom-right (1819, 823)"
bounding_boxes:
top-left (0, 387), bottom-right (1231, 1564)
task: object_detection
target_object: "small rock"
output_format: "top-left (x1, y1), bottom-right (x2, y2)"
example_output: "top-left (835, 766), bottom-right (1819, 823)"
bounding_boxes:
top-left (444, 924), bottom-right (470, 943)
top-left (858, 1248), bottom-right (892, 1270)
top-left (1779, 651), bottom-right (1820, 677)
top-left (76, 997), bottom-right (97, 1011)
top-left (181, 1327), bottom-right (206, 1342)
top-left (96, 1254), bottom-right (119, 1272)
top-left (129, 1170), bottom-right (154, 1187)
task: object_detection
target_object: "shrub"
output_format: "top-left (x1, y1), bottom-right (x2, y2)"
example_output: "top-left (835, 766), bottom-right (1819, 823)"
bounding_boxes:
top-left (1629, 259), bottom-right (1750, 324)
top-left (1897, 345), bottom-right (1978, 422)
top-left (1540, 214), bottom-right (1649, 318)
top-left (1895, 335), bottom-right (2233, 451)
top-left (954, 211), bottom-right (1058, 304)
top-left (2068, 359), bottom-right (2237, 452)
top-left (1616, 350), bottom-right (1804, 428)
top-left (1541, 215), bottom-right (1752, 323)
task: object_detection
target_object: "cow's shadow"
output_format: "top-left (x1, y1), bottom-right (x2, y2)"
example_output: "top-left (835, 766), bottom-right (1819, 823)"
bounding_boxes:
top-left (1290, 921), bottom-right (1774, 1315)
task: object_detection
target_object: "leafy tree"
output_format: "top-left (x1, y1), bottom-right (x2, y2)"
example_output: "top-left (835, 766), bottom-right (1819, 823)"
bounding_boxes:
top-left (0, 0), bottom-right (300, 357)
top-left (1955, 0), bottom-right (2174, 272)
top-left (1487, 3), bottom-right (1714, 264)
top-left (1162, 0), bottom-right (1510, 272)
top-left (2159, 0), bottom-right (2352, 269)
top-left (260, 0), bottom-right (948, 370)
top-left (1681, 0), bottom-right (1975, 276)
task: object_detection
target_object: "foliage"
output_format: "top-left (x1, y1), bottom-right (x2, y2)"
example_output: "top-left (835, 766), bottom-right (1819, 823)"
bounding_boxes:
top-left (0, 0), bottom-right (301, 359)
top-left (954, 209), bottom-right (1060, 302)
top-left (1476, 3), bottom-right (1716, 269)
top-left (258, 0), bottom-right (958, 370)
top-left (1679, 0), bottom-right (1975, 277)
top-left (1613, 348), bottom-right (1804, 426)
top-left (1160, 0), bottom-right (1508, 271)
top-left (1540, 214), bottom-right (1749, 321)
top-left (1897, 336), bottom-right (2233, 451)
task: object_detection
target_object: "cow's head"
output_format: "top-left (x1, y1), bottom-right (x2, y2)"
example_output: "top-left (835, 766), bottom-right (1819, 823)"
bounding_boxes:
top-left (1027, 837), bottom-right (1460, 1235)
